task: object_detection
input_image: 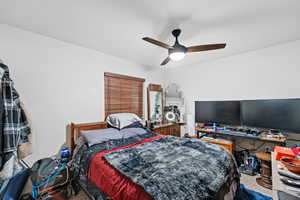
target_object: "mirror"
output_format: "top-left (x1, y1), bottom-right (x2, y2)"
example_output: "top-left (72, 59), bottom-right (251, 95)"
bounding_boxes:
top-left (147, 84), bottom-right (163, 121)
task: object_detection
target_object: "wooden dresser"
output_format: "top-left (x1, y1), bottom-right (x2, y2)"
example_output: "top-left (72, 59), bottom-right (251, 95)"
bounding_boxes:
top-left (151, 123), bottom-right (181, 137)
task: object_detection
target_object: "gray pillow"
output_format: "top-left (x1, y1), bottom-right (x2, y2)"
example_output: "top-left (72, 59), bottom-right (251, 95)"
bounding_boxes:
top-left (119, 127), bottom-right (148, 138)
top-left (81, 128), bottom-right (121, 146)
top-left (106, 113), bottom-right (142, 129)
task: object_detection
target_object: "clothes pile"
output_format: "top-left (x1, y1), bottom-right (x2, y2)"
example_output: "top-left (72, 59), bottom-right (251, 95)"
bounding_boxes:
top-left (0, 61), bottom-right (32, 198)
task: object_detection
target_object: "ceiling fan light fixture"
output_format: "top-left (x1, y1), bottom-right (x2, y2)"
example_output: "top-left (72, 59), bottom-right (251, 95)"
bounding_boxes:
top-left (169, 52), bottom-right (185, 61)
top-left (143, 29), bottom-right (226, 66)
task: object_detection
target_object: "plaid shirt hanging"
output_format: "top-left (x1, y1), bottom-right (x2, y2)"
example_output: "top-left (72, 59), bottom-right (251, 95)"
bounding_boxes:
top-left (0, 63), bottom-right (31, 153)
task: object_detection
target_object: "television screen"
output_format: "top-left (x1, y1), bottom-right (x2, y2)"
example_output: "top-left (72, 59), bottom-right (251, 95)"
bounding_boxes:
top-left (241, 99), bottom-right (300, 133)
top-left (195, 101), bottom-right (241, 125)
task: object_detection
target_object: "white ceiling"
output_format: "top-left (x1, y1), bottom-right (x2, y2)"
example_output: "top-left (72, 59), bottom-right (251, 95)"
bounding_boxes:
top-left (0, 0), bottom-right (300, 69)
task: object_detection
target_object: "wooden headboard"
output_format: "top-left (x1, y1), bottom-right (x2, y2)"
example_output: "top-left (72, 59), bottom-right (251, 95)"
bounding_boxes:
top-left (66, 121), bottom-right (108, 153)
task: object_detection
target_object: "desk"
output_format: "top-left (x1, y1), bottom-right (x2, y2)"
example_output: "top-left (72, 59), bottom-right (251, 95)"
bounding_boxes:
top-left (271, 152), bottom-right (300, 200)
top-left (196, 128), bottom-right (286, 146)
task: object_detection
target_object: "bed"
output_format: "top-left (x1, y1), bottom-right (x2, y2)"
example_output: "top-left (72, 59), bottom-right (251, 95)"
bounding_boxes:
top-left (67, 120), bottom-right (240, 200)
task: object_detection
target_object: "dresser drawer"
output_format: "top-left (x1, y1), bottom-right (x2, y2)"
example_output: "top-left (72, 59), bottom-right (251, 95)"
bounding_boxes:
top-left (152, 123), bottom-right (182, 137)
top-left (153, 127), bottom-right (161, 134)
top-left (170, 124), bottom-right (180, 137)
top-left (160, 127), bottom-right (166, 135)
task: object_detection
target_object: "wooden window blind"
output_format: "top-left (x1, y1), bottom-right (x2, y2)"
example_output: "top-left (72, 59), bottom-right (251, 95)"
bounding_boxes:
top-left (104, 72), bottom-right (145, 119)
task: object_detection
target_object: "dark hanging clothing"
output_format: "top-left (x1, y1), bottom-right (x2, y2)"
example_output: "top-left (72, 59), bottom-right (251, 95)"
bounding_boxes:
top-left (0, 63), bottom-right (31, 163)
top-left (0, 88), bottom-right (3, 170)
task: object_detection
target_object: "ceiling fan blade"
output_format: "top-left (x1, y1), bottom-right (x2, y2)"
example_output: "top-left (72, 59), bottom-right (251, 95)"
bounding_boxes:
top-left (143, 37), bottom-right (172, 49)
top-left (160, 57), bottom-right (170, 66)
top-left (187, 43), bottom-right (226, 53)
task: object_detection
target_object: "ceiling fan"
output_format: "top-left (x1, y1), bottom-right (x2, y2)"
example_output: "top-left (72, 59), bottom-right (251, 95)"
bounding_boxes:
top-left (143, 29), bottom-right (226, 66)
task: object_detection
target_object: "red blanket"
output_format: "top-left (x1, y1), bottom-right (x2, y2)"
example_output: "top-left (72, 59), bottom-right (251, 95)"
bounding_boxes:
top-left (88, 135), bottom-right (163, 200)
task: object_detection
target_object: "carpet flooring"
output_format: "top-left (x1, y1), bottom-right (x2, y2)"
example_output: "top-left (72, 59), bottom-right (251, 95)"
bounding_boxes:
top-left (240, 173), bottom-right (273, 197)
top-left (70, 173), bottom-right (273, 199)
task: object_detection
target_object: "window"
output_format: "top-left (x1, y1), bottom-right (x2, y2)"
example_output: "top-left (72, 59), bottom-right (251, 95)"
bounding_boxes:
top-left (104, 72), bottom-right (145, 119)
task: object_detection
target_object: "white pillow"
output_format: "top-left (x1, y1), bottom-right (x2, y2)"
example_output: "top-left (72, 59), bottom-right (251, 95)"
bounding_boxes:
top-left (106, 113), bottom-right (142, 129)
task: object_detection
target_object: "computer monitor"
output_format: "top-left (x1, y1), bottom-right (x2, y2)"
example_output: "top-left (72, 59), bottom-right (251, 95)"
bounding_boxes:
top-left (241, 98), bottom-right (300, 133)
top-left (195, 100), bottom-right (241, 125)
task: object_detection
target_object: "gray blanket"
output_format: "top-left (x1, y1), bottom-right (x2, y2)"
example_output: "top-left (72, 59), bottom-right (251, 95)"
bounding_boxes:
top-left (104, 136), bottom-right (239, 200)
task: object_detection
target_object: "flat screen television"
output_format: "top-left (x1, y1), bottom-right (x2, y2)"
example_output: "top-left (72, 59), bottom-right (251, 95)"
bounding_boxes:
top-left (241, 98), bottom-right (300, 133)
top-left (195, 101), bottom-right (241, 125)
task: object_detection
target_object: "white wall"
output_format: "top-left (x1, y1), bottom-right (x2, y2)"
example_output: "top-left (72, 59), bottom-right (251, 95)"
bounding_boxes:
top-left (166, 40), bottom-right (300, 135)
top-left (0, 24), bottom-right (165, 162)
